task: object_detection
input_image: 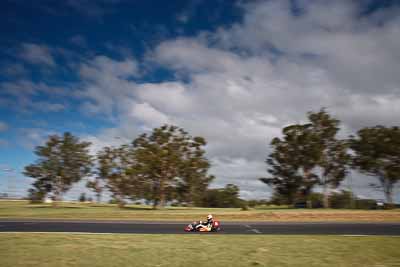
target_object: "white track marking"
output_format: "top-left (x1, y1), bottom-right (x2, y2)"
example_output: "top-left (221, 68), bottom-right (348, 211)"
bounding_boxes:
top-left (243, 224), bottom-right (261, 234)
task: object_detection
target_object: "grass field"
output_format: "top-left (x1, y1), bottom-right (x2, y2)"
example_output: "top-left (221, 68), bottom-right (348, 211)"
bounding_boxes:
top-left (1, 200), bottom-right (400, 222)
top-left (0, 233), bottom-right (399, 267)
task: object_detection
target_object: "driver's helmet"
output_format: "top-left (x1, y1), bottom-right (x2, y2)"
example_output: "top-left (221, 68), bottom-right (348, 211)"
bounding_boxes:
top-left (207, 214), bottom-right (213, 220)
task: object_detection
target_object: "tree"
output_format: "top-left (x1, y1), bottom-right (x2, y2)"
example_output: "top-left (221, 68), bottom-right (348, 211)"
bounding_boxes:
top-left (27, 187), bottom-right (46, 203)
top-left (260, 109), bottom-right (349, 207)
top-left (260, 124), bottom-right (320, 205)
top-left (175, 136), bottom-right (214, 206)
top-left (95, 145), bottom-right (136, 207)
top-left (350, 126), bottom-right (400, 204)
top-left (307, 109), bottom-right (350, 208)
top-left (27, 176), bottom-right (53, 203)
top-left (269, 191), bottom-right (292, 205)
top-left (79, 193), bottom-right (86, 202)
top-left (86, 178), bottom-right (103, 203)
top-left (24, 132), bottom-right (92, 205)
top-left (201, 184), bottom-right (243, 208)
top-left (130, 125), bottom-right (213, 208)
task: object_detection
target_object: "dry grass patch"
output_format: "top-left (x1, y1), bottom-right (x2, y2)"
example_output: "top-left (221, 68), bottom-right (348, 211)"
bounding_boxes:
top-left (0, 200), bottom-right (399, 222)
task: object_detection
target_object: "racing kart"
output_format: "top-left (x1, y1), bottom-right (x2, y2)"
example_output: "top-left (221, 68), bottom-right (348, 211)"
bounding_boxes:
top-left (184, 220), bottom-right (221, 232)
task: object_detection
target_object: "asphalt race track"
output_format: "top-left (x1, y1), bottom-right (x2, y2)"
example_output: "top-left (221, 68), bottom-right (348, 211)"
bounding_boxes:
top-left (0, 220), bottom-right (399, 235)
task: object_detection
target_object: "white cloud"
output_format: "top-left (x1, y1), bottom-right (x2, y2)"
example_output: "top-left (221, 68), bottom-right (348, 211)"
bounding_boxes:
top-left (216, 0), bottom-right (400, 96)
top-left (83, 127), bottom-right (131, 155)
top-left (40, 1), bottom-right (400, 200)
top-left (80, 55), bottom-right (138, 80)
top-left (130, 102), bottom-right (170, 127)
top-left (0, 80), bottom-right (69, 113)
top-left (35, 102), bottom-right (65, 112)
top-left (17, 128), bottom-right (54, 150)
top-left (210, 157), bottom-right (271, 199)
top-left (77, 56), bottom-right (139, 117)
top-left (19, 43), bottom-right (55, 67)
top-left (135, 82), bottom-right (194, 114)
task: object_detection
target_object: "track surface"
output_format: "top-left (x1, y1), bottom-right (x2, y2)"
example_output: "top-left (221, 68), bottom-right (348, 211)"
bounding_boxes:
top-left (0, 220), bottom-right (399, 235)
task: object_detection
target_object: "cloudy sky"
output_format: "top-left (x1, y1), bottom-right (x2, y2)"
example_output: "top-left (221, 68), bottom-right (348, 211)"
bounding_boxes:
top-left (0, 0), bottom-right (399, 201)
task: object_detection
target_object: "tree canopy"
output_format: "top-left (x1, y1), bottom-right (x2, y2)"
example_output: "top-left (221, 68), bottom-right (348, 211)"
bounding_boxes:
top-left (260, 109), bottom-right (349, 207)
top-left (129, 125), bottom-right (214, 208)
top-left (350, 126), bottom-right (400, 204)
top-left (24, 132), bottom-right (92, 204)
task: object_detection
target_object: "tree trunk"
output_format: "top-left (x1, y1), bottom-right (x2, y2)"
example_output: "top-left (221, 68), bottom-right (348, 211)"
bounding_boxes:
top-left (288, 191), bottom-right (296, 206)
top-left (322, 181), bottom-right (330, 208)
top-left (152, 182), bottom-right (160, 209)
top-left (159, 178), bottom-right (166, 208)
top-left (384, 186), bottom-right (393, 205)
top-left (53, 176), bottom-right (63, 207)
top-left (349, 191), bottom-right (356, 209)
top-left (152, 199), bottom-right (159, 209)
top-left (52, 191), bottom-right (61, 207)
top-left (386, 193), bottom-right (393, 205)
top-left (117, 198), bottom-right (125, 208)
top-left (382, 177), bottom-right (393, 204)
top-left (187, 186), bottom-right (196, 207)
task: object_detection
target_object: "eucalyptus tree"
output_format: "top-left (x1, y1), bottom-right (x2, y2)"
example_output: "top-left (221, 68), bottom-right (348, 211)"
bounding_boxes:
top-left (175, 136), bottom-right (214, 206)
top-left (350, 126), bottom-right (400, 204)
top-left (86, 178), bottom-right (103, 203)
top-left (260, 109), bottom-right (349, 207)
top-left (308, 109), bottom-right (350, 208)
top-left (95, 145), bottom-right (137, 207)
top-left (24, 132), bottom-right (92, 205)
top-left (130, 125), bottom-right (213, 208)
top-left (260, 124), bottom-right (319, 205)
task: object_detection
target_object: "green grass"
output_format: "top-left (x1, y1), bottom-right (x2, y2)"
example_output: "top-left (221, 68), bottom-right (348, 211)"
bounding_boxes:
top-left (1, 200), bottom-right (399, 222)
top-left (0, 233), bottom-right (399, 267)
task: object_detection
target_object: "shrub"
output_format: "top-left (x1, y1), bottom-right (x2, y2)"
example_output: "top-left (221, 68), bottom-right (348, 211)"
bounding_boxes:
top-left (384, 203), bottom-right (397, 210)
top-left (79, 193), bottom-right (86, 202)
top-left (28, 189), bottom-right (45, 204)
top-left (307, 193), bottom-right (324, 208)
top-left (330, 190), bottom-right (353, 209)
top-left (201, 184), bottom-right (243, 208)
top-left (355, 199), bottom-right (377, 210)
top-left (293, 193), bottom-right (323, 209)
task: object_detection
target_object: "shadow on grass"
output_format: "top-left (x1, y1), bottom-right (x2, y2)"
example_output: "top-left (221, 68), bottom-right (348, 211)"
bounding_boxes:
top-left (121, 206), bottom-right (153, 211)
top-left (254, 207), bottom-right (293, 211)
top-left (29, 206), bottom-right (83, 209)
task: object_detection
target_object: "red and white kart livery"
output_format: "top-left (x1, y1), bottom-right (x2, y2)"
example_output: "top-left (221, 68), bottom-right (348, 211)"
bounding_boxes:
top-left (184, 220), bottom-right (221, 232)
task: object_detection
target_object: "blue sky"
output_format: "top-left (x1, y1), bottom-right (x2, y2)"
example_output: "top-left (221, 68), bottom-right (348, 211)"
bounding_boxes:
top-left (1, 0), bottom-right (400, 201)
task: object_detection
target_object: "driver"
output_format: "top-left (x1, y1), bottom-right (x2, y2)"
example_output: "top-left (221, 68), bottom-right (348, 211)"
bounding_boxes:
top-left (196, 214), bottom-right (213, 231)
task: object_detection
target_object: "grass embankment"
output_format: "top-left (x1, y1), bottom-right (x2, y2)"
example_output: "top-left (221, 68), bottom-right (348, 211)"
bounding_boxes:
top-left (1, 200), bottom-right (399, 222)
top-left (0, 233), bottom-right (399, 267)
